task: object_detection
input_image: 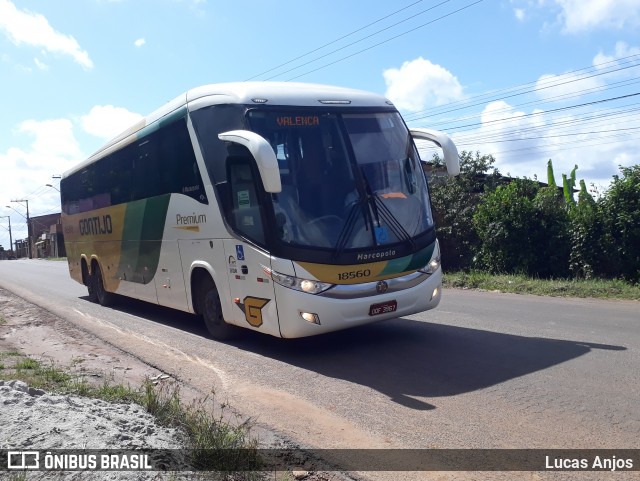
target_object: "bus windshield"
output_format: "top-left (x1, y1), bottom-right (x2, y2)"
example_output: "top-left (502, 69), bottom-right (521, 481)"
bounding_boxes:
top-left (247, 109), bottom-right (433, 250)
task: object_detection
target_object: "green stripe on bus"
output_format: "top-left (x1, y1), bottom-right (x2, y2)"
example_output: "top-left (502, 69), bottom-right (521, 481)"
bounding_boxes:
top-left (136, 106), bottom-right (188, 141)
top-left (378, 242), bottom-right (435, 277)
top-left (118, 195), bottom-right (171, 284)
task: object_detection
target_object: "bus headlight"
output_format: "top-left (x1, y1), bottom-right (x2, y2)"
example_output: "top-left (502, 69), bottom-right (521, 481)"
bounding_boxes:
top-left (418, 240), bottom-right (441, 275)
top-left (262, 266), bottom-right (334, 295)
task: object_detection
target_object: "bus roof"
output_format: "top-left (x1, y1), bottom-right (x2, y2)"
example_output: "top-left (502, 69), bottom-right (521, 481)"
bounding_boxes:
top-left (187, 82), bottom-right (391, 109)
top-left (65, 82), bottom-right (393, 178)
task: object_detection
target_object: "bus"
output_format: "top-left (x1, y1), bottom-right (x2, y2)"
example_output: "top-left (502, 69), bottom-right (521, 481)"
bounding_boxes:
top-left (61, 82), bottom-right (460, 339)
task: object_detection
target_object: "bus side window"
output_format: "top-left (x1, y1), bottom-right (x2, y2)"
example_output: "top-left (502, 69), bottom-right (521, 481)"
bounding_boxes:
top-left (227, 157), bottom-right (266, 245)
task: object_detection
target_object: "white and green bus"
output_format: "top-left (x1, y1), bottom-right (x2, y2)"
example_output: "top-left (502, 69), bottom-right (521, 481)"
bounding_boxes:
top-left (61, 82), bottom-right (459, 339)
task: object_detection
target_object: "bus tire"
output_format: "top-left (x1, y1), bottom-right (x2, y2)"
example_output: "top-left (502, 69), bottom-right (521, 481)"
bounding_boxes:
top-left (94, 264), bottom-right (116, 307)
top-left (86, 268), bottom-right (98, 303)
top-left (200, 279), bottom-right (236, 341)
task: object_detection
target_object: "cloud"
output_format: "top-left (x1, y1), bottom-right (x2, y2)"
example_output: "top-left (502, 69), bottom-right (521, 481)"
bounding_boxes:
top-left (514, 0), bottom-right (640, 33)
top-left (450, 98), bottom-right (640, 189)
top-left (383, 57), bottom-right (464, 112)
top-left (553, 0), bottom-right (640, 33)
top-left (593, 41), bottom-right (640, 68)
top-left (81, 105), bottom-right (144, 140)
top-left (532, 42), bottom-right (640, 103)
top-left (33, 57), bottom-right (48, 71)
top-left (0, 104), bottom-right (144, 247)
top-left (534, 72), bottom-right (604, 102)
top-left (0, 118), bottom-right (81, 237)
top-left (474, 101), bottom-right (547, 167)
top-left (0, 0), bottom-right (93, 69)
top-left (134, 38), bottom-right (146, 48)
top-left (18, 119), bottom-right (82, 160)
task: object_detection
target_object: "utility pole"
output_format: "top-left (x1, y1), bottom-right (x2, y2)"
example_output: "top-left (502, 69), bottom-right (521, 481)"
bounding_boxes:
top-left (10, 199), bottom-right (31, 259)
top-left (0, 215), bottom-right (12, 258)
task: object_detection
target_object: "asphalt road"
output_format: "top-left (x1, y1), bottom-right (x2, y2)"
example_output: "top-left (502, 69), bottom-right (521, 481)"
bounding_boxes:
top-left (1, 259), bottom-right (639, 477)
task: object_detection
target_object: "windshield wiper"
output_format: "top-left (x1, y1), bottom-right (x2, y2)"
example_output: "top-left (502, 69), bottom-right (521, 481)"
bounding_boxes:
top-left (333, 173), bottom-right (417, 259)
top-left (333, 167), bottom-right (377, 259)
top-left (371, 194), bottom-right (416, 250)
top-left (360, 170), bottom-right (415, 250)
top-left (333, 196), bottom-right (368, 260)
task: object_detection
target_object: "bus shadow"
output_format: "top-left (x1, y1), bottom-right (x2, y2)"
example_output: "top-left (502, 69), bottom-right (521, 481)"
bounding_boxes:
top-left (81, 295), bottom-right (210, 337)
top-left (91, 297), bottom-right (626, 411)
top-left (227, 318), bottom-right (625, 410)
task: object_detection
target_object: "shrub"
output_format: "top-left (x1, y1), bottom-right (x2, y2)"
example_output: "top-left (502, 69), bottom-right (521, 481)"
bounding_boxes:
top-left (599, 165), bottom-right (640, 282)
top-left (473, 180), bottom-right (570, 277)
top-left (429, 151), bottom-right (500, 270)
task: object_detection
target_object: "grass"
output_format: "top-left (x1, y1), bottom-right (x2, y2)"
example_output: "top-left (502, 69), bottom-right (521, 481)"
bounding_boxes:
top-left (0, 352), bottom-right (262, 478)
top-left (443, 271), bottom-right (640, 300)
top-left (6, 474), bottom-right (27, 481)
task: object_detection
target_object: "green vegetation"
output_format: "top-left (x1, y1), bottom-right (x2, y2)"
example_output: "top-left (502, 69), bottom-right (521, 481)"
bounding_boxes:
top-left (430, 154), bottom-right (640, 284)
top-left (14, 357), bottom-right (41, 370)
top-left (6, 474), bottom-right (27, 481)
top-left (444, 271), bottom-right (640, 300)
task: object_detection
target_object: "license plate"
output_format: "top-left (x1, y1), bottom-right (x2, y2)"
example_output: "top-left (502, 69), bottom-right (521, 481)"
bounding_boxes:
top-left (369, 300), bottom-right (397, 316)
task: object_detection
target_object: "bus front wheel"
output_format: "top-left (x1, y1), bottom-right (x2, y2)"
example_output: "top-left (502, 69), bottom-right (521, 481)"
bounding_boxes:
top-left (199, 279), bottom-right (236, 341)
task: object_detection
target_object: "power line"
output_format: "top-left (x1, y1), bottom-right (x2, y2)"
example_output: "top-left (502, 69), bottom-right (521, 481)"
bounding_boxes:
top-left (405, 53), bottom-right (640, 120)
top-left (453, 126), bottom-right (640, 147)
top-left (260, 0), bottom-right (456, 81)
top-left (245, 0), bottom-right (426, 81)
top-left (438, 92), bottom-right (640, 133)
top-left (286, 0), bottom-right (484, 81)
top-left (448, 104), bottom-right (640, 142)
top-left (417, 77), bottom-right (640, 130)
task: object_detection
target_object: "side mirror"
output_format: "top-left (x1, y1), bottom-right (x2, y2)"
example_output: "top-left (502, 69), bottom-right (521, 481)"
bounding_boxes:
top-left (218, 130), bottom-right (282, 193)
top-left (410, 128), bottom-right (460, 176)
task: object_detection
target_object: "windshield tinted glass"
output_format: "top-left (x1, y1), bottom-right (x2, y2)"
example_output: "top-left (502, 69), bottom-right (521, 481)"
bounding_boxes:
top-left (247, 110), bottom-right (433, 250)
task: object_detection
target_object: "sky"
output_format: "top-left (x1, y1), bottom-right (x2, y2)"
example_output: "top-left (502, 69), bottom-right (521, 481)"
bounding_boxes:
top-left (1, 0), bottom-right (639, 249)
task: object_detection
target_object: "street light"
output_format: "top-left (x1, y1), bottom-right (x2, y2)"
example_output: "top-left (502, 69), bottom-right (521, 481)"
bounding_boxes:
top-left (9, 199), bottom-right (31, 259)
top-left (46, 183), bottom-right (60, 192)
top-left (0, 215), bottom-right (12, 257)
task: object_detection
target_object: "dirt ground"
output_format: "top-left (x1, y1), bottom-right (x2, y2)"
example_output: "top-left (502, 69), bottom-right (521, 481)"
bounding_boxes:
top-left (0, 287), bottom-right (165, 387)
top-left (0, 287), bottom-right (355, 481)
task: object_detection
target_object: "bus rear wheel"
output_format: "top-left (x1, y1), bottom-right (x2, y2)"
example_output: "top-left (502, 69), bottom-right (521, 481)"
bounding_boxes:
top-left (86, 269), bottom-right (98, 303)
top-left (94, 264), bottom-right (115, 307)
top-left (200, 279), bottom-right (236, 341)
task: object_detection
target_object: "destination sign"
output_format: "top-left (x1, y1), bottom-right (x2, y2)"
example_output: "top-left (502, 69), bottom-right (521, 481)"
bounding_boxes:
top-left (276, 116), bottom-right (320, 127)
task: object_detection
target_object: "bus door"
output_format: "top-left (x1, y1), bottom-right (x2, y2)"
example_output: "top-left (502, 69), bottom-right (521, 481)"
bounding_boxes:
top-left (222, 157), bottom-right (280, 336)
top-left (154, 239), bottom-right (188, 311)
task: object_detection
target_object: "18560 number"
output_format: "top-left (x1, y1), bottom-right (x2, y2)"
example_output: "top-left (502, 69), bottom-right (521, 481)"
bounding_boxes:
top-left (337, 269), bottom-right (371, 281)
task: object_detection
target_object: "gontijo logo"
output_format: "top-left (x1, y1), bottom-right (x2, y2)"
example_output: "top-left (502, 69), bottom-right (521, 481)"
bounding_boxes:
top-left (79, 215), bottom-right (113, 236)
top-left (234, 296), bottom-right (270, 327)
